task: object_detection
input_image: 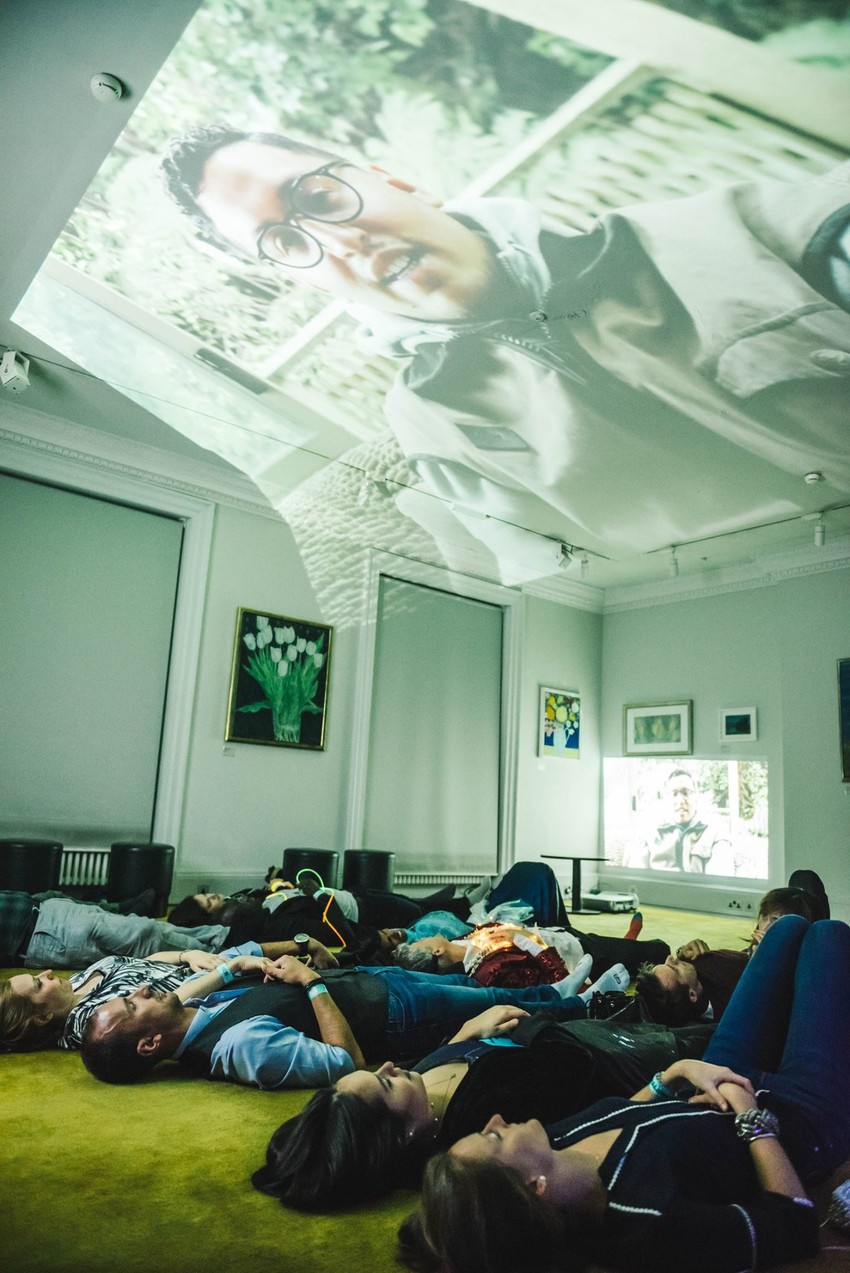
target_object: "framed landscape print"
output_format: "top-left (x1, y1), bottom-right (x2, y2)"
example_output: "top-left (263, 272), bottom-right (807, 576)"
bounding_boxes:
top-left (225, 607), bottom-right (332, 749)
top-left (623, 700), bottom-right (692, 756)
top-left (539, 687), bottom-right (581, 759)
top-left (720, 707), bottom-right (757, 742)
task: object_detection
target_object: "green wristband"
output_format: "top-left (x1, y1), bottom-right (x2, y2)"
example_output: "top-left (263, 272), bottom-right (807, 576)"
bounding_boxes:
top-left (217, 963), bottom-right (235, 985)
top-left (307, 982), bottom-right (329, 1001)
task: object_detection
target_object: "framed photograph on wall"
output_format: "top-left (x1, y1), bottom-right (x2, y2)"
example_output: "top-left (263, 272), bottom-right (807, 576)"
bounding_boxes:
top-left (225, 607), bottom-right (332, 749)
top-left (839, 659), bottom-right (850, 782)
top-left (623, 700), bottom-right (692, 756)
top-left (720, 707), bottom-right (757, 742)
top-left (539, 687), bottom-right (581, 759)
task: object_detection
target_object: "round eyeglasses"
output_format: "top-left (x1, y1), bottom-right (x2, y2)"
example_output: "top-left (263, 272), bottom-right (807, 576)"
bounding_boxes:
top-left (256, 162), bottom-right (364, 269)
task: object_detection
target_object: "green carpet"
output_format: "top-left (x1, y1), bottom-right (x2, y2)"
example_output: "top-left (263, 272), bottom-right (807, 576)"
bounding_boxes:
top-left (3, 907), bottom-right (847, 1273)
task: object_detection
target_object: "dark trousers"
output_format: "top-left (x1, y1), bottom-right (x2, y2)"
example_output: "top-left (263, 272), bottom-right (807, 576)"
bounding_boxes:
top-left (705, 915), bottom-right (850, 1182)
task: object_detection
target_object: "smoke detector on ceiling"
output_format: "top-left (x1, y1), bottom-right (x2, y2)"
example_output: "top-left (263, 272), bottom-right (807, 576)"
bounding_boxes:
top-left (0, 350), bottom-right (30, 394)
top-left (90, 72), bottom-right (125, 102)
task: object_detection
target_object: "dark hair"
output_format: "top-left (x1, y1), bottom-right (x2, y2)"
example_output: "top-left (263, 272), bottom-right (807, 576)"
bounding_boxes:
top-left (634, 962), bottom-right (704, 1026)
top-left (167, 896), bottom-right (209, 927)
top-left (393, 943), bottom-right (440, 974)
top-left (252, 1085), bottom-right (425, 1210)
top-left (757, 887), bottom-right (813, 923)
top-left (218, 897), bottom-right (266, 945)
top-left (161, 124), bottom-right (335, 254)
top-left (0, 980), bottom-right (63, 1052)
top-left (80, 1014), bottom-right (158, 1085)
top-left (398, 1153), bottom-right (573, 1273)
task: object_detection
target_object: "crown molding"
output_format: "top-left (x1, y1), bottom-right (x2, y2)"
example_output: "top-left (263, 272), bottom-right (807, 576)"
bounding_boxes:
top-left (522, 573), bottom-right (605, 612)
top-left (603, 535), bottom-right (850, 612)
top-left (0, 398), bottom-right (279, 520)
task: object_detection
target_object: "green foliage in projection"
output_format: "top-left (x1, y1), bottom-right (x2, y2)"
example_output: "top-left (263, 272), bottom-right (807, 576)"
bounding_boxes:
top-left (49, 0), bottom-right (609, 368)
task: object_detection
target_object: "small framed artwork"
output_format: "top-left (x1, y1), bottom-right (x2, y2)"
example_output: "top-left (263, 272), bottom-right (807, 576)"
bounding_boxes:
top-left (839, 659), bottom-right (850, 782)
top-left (719, 707), bottom-right (757, 742)
top-left (225, 607), bottom-right (332, 749)
top-left (623, 700), bottom-right (692, 756)
top-left (539, 688), bottom-right (581, 759)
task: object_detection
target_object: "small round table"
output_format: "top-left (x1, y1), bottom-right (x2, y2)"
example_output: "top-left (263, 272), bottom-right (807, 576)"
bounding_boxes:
top-left (541, 854), bottom-right (609, 915)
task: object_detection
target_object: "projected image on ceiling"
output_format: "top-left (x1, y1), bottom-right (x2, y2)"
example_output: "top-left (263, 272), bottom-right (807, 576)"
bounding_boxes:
top-left (15, 0), bottom-right (850, 602)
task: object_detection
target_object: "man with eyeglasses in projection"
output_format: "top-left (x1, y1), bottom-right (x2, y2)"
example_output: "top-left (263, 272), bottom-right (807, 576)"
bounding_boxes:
top-left (163, 128), bottom-right (850, 571)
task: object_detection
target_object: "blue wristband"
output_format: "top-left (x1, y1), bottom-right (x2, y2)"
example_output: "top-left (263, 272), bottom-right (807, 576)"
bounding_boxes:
top-left (217, 963), bottom-right (235, 985)
top-left (307, 982), bottom-right (329, 1001)
top-left (649, 1071), bottom-right (676, 1100)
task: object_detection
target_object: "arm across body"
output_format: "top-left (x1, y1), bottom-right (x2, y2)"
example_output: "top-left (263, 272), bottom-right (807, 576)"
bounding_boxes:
top-left (263, 956), bottom-right (365, 1070)
top-left (210, 1016), bottom-right (358, 1089)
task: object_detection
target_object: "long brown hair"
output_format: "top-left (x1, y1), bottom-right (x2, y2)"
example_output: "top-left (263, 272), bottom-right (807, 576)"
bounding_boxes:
top-left (398, 1152), bottom-right (581, 1273)
top-left (0, 979), bottom-right (62, 1052)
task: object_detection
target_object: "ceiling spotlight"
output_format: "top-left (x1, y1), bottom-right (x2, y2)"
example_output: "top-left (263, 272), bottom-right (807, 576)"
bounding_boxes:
top-left (669, 547), bottom-right (679, 578)
top-left (580, 553), bottom-right (590, 580)
top-left (814, 516), bottom-right (825, 548)
top-left (555, 542), bottom-right (573, 569)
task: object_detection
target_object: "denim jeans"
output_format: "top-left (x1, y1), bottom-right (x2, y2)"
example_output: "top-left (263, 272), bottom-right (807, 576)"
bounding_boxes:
top-left (704, 914), bottom-right (850, 1181)
top-left (24, 898), bottom-right (229, 968)
top-left (370, 965), bottom-right (584, 1059)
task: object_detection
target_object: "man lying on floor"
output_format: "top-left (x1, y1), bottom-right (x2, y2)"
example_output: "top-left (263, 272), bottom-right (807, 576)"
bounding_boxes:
top-left (634, 879), bottom-right (830, 1025)
top-left (79, 950), bottom-right (627, 1089)
top-left (0, 889), bottom-right (231, 969)
top-left (0, 938), bottom-right (337, 1053)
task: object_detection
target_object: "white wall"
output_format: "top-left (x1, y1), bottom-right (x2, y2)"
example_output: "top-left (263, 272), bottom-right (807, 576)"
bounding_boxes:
top-left (174, 503), bottom-right (358, 893)
top-left (175, 514), bottom-right (605, 899)
top-left (601, 569), bottom-right (850, 918)
top-left (514, 595), bottom-right (603, 893)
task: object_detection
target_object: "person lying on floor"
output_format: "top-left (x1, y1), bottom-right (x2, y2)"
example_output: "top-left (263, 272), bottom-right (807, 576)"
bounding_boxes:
top-left (167, 874), bottom-right (463, 934)
top-left (253, 1008), bottom-right (715, 1210)
top-left (79, 954), bottom-right (629, 1089)
top-left (392, 915), bottom-right (667, 989)
top-left (0, 889), bottom-right (231, 971)
top-left (399, 913), bottom-right (850, 1273)
top-left (0, 936), bottom-right (338, 1053)
top-left (635, 884), bottom-right (823, 1025)
top-left (164, 860), bottom-right (574, 965)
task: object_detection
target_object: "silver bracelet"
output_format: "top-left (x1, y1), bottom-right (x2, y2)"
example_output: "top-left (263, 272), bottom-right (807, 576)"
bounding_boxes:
top-left (734, 1108), bottom-right (780, 1143)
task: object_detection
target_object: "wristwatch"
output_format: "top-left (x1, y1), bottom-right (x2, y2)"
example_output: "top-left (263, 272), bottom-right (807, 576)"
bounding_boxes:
top-left (734, 1108), bottom-right (781, 1142)
top-left (294, 932), bottom-right (310, 957)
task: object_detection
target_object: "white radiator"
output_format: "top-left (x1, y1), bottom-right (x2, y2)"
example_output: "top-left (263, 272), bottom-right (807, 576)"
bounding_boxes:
top-left (59, 848), bottom-right (111, 890)
top-left (395, 872), bottom-right (485, 888)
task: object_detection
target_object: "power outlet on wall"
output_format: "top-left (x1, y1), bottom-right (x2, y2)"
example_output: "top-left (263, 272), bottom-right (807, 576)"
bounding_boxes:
top-left (726, 898), bottom-right (755, 912)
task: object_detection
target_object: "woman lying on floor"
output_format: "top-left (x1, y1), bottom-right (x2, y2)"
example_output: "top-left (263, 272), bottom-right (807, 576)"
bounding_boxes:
top-left (252, 1002), bottom-right (714, 1211)
top-left (399, 914), bottom-right (850, 1273)
top-left (0, 936), bottom-right (336, 1052)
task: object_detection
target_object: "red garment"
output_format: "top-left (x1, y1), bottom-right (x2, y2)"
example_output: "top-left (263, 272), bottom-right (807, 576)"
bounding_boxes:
top-left (472, 945), bottom-right (567, 988)
top-left (692, 948), bottom-right (749, 1020)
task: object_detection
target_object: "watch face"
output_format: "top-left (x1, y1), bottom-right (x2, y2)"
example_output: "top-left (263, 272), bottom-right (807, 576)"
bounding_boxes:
top-left (294, 933), bottom-right (310, 948)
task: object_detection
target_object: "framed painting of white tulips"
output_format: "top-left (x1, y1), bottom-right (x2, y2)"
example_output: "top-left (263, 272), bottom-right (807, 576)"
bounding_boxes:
top-left (225, 608), bottom-right (332, 749)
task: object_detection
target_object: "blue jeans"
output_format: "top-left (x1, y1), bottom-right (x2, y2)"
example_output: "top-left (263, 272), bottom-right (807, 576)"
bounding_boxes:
top-left (24, 898), bottom-right (229, 968)
top-left (487, 862), bottom-right (568, 928)
top-left (705, 915), bottom-right (850, 1181)
top-left (369, 965), bottom-right (584, 1059)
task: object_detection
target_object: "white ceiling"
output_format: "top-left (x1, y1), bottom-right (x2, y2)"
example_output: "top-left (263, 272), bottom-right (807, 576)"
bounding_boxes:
top-left (1, 0), bottom-right (848, 598)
